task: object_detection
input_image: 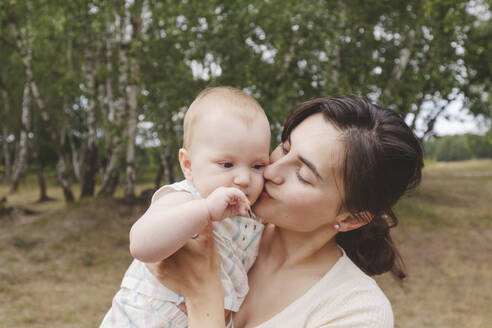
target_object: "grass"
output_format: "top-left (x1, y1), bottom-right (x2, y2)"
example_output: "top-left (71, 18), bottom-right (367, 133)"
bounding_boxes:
top-left (0, 160), bottom-right (491, 327)
top-left (376, 159), bottom-right (492, 327)
top-left (395, 159), bottom-right (492, 229)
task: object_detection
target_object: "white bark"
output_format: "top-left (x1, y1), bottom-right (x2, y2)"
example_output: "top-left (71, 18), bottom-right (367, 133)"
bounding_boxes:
top-left (124, 66), bottom-right (138, 200)
top-left (81, 45), bottom-right (99, 197)
top-left (383, 31), bottom-right (415, 101)
top-left (10, 83), bottom-right (31, 192)
top-left (10, 18), bottom-right (74, 201)
top-left (124, 3), bottom-right (143, 200)
top-left (1, 90), bottom-right (11, 184)
top-left (68, 133), bottom-right (82, 181)
top-left (99, 10), bottom-right (129, 196)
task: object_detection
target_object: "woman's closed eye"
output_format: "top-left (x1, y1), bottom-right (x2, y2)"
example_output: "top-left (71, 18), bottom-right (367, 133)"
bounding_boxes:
top-left (296, 168), bottom-right (311, 185)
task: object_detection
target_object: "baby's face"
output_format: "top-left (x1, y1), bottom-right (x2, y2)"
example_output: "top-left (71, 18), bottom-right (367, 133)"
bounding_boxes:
top-left (187, 112), bottom-right (270, 205)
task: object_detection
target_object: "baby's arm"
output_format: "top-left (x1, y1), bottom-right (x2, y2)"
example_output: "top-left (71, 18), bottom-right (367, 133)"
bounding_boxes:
top-left (129, 186), bottom-right (250, 263)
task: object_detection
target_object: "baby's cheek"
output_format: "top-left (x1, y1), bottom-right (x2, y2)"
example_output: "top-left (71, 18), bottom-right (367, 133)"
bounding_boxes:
top-left (250, 175), bottom-right (265, 203)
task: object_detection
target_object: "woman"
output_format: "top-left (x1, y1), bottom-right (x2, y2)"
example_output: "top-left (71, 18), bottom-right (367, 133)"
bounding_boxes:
top-left (150, 96), bottom-right (423, 327)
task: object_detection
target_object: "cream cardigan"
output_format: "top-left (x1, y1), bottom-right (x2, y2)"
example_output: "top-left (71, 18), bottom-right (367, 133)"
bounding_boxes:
top-left (231, 248), bottom-right (393, 328)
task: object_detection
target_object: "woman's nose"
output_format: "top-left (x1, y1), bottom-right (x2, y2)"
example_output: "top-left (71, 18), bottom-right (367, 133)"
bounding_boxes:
top-left (269, 145), bottom-right (283, 164)
top-left (263, 158), bottom-right (285, 185)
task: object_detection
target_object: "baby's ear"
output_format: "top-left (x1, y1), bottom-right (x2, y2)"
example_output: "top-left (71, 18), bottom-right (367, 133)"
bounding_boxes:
top-left (178, 148), bottom-right (193, 181)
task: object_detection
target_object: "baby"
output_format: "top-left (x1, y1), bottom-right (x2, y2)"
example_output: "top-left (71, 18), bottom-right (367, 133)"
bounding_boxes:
top-left (100, 86), bottom-right (271, 327)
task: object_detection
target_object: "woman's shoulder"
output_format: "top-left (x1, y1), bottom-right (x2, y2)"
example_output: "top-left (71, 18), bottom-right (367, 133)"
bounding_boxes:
top-left (308, 250), bottom-right (394, 327)
top-left (250, 248), bottom-right (393, 328)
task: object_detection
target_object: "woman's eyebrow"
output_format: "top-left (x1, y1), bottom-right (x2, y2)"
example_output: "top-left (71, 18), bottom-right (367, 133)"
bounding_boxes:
top-left (298, 155), bottom-right (323, 181)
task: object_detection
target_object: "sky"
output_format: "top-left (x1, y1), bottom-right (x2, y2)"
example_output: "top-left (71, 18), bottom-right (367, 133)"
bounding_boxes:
top-left (433, 101), bottom-right (490, 136)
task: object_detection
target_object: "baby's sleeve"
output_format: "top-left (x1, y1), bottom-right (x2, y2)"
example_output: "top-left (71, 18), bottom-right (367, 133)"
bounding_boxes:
top-left (151, 185), bottom-right (179, 203)
top-left (151, 180), bottom-right (196, 203)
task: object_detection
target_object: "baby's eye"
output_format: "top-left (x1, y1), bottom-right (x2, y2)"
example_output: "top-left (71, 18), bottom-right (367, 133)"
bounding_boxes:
top-left (252, 164), bottom-right (265, 171)
top-left (219, 162), bottom-right (233, 168)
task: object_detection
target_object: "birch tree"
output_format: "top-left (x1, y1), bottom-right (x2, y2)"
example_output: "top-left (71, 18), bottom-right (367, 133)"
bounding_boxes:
top-left (10, 84), bottom-right (30, 192)
top-left (99, 5), bottom-right (129, 197)
top-left (7, 4), bottom-right (75, 201)
top-left (80, 25), bottom-right (99, 198)
top-left (124, 0), bottom-right (144, 201)
top-left (1, 89), bottom-right (12, 185)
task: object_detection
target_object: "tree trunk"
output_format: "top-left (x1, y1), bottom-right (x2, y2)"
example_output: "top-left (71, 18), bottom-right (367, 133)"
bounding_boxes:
top-left (104, 34), bottom-right (116, 151)
top-left (98, 146), bottom-right (121, 196)
top-left (68, 133), bottom-right (82, 182)
top-left (154, 152), bottom-right (164, 190)
top-left (154, 144), bottom-right (175, 189)
top-left (124, 1), bottom-right (143, 201)
top-left (10, 83), bottom-right (31, 192)
top-left (30, 140), bottom-right (50, 202)
top-left (158, 117), bottom-right (177, 187)
top-left (98, 9), bottom-right (129, 197)
top-left (163, 143), bottom-right (175, 185)
top-left (98, 38), bottom-right (114, 169)
top-left (81, 46), bottom-right (99, 198)
top-left (124, 71), bottom-right (138, 201)
top-left (2, 90), bottom-right (11, 185)
top-left (56, 125), bottom-right (68, 193)
top-left (10, 19), bottom-right (74, 202)
top-left (35, 155), bottom-right (49, 202)
top-left (382, 31), bottom-right (416, 103)
top-left (2, 126), bottom-right (10, 185)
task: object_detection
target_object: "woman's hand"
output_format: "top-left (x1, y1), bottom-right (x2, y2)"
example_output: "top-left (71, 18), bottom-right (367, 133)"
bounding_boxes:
top-left (146, 224), bottom-right (226, 327)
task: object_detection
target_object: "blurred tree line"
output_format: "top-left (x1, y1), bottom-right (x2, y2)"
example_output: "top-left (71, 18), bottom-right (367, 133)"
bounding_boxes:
top-left (424, 132), bottom-right (492, 161)
top-left (0, 0), bottom-right (491, 202)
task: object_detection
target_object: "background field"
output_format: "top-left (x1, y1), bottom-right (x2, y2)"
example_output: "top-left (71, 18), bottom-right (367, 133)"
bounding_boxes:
top-left (1, 159), bottom-right (491, 328)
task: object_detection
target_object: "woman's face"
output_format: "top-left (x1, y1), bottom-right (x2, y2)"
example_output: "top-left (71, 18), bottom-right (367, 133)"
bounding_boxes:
top-left (253, 113), bottom-right (349, 232)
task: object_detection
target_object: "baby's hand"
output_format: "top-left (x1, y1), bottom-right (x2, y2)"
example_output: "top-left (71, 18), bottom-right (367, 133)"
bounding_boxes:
top-left (204, 187), bottom-right (250, 221)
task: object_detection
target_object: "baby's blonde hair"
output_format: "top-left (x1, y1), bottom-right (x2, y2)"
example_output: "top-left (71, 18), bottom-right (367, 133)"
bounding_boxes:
top-left (183, 86), bottom-right (266, 149)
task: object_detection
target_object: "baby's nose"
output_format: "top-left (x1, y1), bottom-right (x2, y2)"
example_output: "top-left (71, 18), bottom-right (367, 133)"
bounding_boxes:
top-left (233, 168), bottom-right (250, 187)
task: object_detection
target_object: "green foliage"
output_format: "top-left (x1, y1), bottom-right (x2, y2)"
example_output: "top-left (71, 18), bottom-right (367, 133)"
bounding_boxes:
top-left (424, 133), bottom-right (492, 161)
top-left (1, 0), bottom-right (491, 196)
top-left (436, 135), bottom-right (473, 161)
top-left (467, 132), bottom-right (492, 158)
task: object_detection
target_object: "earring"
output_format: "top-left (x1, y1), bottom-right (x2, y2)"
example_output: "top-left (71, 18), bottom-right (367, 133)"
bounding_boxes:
top-left (334, 224), bottom-right (340, 230)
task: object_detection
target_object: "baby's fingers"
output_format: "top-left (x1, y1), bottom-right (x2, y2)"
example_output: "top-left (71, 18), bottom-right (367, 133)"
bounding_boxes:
top-left (239, 202), bottom-right (250, 217)
top-left (230, 189), bottom-right (250, 207)
top-left (234, 191), bottom-right (250, 217)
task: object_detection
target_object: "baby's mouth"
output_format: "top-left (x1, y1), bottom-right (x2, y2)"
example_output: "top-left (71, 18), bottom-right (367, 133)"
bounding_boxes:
top-left (261, 186), bottom-right (272, 199)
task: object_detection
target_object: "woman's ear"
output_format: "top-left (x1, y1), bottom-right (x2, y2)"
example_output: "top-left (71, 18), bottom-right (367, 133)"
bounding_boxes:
top-left (178, 148), bottom-right (193, 182)
top-left (336, 211), bottom-right (372, 232)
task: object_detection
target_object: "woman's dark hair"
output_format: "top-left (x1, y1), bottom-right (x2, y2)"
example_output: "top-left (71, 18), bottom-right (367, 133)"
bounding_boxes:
top-left (282, 96), bottom-right (424, 279)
